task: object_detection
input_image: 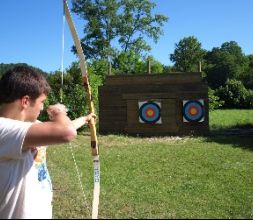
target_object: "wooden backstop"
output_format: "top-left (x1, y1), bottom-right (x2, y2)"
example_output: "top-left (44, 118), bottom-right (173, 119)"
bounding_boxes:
top-left (98, 72), bottom-right (209, 136)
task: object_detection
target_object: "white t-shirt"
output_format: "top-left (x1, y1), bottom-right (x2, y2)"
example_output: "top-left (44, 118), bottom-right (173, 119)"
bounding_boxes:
top-left (0, 117), bottom-right (53, 219)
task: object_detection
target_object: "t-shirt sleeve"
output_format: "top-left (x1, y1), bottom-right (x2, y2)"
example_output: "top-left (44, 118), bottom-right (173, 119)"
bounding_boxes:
top-left (0, 119), bottom-right (32, 160)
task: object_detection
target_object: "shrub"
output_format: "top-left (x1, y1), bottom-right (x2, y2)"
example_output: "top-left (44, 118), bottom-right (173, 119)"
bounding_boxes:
top-left (208, 87), bottom-right (224, 110)
top-left (216, 79), bottom-right (253, 109)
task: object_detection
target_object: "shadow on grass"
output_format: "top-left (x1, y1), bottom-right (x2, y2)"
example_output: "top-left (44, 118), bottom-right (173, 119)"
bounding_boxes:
top-left (205, 124), bottom-right (253, 151)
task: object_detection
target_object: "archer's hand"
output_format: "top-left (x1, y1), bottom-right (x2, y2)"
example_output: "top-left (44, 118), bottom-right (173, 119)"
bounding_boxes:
top-left (84, 113), bottom-right (97, 124)
top-left (47, 103), bottom-right (68, 120)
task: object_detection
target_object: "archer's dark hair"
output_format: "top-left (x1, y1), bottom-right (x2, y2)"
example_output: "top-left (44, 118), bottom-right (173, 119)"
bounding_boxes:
top-left (0, 66), bottom-right (51, 104)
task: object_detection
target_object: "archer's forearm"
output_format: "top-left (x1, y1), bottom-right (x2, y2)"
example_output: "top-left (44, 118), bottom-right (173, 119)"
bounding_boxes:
top-left (72, 117), bottom-right (87, 130)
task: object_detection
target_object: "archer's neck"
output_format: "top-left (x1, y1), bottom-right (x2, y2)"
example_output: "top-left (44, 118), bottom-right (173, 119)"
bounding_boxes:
top-left (0, 103), bottom-right (24, 121)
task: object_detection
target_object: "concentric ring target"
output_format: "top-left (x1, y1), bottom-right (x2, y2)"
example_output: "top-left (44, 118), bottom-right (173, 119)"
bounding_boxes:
top-left (139, 101), bottom-right (161, 124)
top-left (183, 100), bottom-right (204, 122)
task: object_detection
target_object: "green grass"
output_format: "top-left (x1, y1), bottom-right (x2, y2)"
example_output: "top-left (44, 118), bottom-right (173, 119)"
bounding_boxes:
top-left (210, 109), bottom-right (253, 130)
top-left (47, 110), bottom-right (253, 219)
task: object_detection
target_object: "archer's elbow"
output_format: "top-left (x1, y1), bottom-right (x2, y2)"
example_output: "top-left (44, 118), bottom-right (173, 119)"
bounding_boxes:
top-left (62, 127), bottom-right (77, 142)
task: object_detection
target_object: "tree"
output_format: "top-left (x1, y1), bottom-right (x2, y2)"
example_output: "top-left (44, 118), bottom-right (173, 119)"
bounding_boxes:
top-left (71, 0), bottom-right (168, 68)
top-left (44, 62), bottom-right (103, 122)
top-left (240, 54), bottom-right (253, 89)
top-left (248, 55), bottom-right (253, 69)
top-left (0, 63), bottom-right (47, 78)
top-left (117, 0), bottom-right (168, 54)
top-left (112, 52), bottom-right (164, 74)
top-left (205, 41), bottom-right (248, 89)
top-left (145, 56), bottom-right (164, 74)
top-left (170, 36), bottom-right (206, 72)
top-left (113, 50), bottom-right (144, 74)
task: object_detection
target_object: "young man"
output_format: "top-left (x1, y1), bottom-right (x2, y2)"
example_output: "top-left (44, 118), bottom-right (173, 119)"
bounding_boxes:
top-left (0, 66), bottom-right (96, 219)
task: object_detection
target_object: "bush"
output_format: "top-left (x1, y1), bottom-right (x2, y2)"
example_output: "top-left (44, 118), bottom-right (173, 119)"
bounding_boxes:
top-left (40, 62), bottom-right (103, 123)
top-left (216, 79), bottom-right (253, 109)
top-left (208, 87), bottom-right (224, 110)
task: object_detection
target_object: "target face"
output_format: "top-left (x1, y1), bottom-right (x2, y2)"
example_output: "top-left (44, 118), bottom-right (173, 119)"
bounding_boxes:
top-left (139, 101), bottom-right (162, 124)
top-left (183, 100), bottom-right (205, 122)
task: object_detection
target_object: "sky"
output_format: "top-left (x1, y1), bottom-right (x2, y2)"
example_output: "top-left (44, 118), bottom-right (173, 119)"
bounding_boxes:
top-left (0, 0), bottom-right (252, 73)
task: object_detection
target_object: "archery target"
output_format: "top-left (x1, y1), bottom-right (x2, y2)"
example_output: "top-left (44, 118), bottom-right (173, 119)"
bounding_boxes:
top-left (139, 101), bottom-right (162, 124)
top-left (183, 100), bottom-right (205, 122)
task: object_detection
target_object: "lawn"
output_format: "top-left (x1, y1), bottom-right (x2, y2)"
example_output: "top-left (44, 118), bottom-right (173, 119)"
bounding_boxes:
top-left (47, 110), bottom-right (253, 219)
top-left (210, 109), bottom-right (253, 130)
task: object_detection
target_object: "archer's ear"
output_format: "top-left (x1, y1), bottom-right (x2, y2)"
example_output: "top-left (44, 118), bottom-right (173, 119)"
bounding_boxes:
top-left (20, 95), bottom-right (31, 108)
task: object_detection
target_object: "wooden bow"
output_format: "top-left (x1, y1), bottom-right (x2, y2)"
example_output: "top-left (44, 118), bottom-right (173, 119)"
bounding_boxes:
top-left (63, 0), bottom-right (100, 218)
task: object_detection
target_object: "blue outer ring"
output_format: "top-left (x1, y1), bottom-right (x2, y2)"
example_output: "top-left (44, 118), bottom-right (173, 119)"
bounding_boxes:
top-left (183, 100), bottom-right (204, 122)
top-left (139, 102), bottom-right (161, 124)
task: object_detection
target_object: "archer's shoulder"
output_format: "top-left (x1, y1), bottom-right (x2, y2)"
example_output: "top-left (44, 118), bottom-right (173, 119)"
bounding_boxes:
top-left (0, 117), bottom-right (33, 130)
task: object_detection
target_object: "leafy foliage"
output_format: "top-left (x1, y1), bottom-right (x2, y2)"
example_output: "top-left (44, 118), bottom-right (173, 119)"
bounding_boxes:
top-left (170, 38), bottom-right (253, 109)
top-left (170, 36), bottom-right (206, 72)
top-left (216, 79), bottom-right (253, 109)
top-left (71, 0), bottom-right (168, 72)
top-left (239, 54), bottom-right (253, 90)
top-left (112, 52), bottom-right (164, 74)
top-left (0, 63), bottom-right (47, 78)
top-left (208, 87), bottom-right (224, 111)
top-left (40, 62), bottom-right (103, 122)
top-left (205, 41), bottom-right (248, 89)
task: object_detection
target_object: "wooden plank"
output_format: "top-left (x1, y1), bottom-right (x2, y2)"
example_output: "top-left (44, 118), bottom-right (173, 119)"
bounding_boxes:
top-left (99, 94), bottom-right (126, 108)
top-left (99, 121), bottom-right (126, 128)
top-left (126, 100), bottom-right (138, 126)
top-left (99, 106), bottom-right (126, 112)
top-left (100, 89), bottom-right (208, 103)
top-left (99, 125), bottom-right (125, 134)
top-left (178, 93), bottom-right (208, 99)
top-left (99, 111), bottom-right (126, 119)
top-left (125, 125), bottom-right (179, 134)
top-left (99, 93), bottom-right (122, 100)
top-left (122, 93), bottom-right (177, 100)
top-left (100, 84), bottom-right (207, 94)
top-left (178, 127), bottom-right (210, 135)
top-left (99, 100), bottom-right (126, 107)
top-left (99, 119), bottom-right (126, 132)
top-left (104, 73), bottom-right (203, 86)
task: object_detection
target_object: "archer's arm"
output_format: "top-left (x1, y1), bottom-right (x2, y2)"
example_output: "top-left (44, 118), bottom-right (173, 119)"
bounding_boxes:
top-left (71, 113), bottom-right (96, 130)
top-left (23, 104), bottom-right (77, 150)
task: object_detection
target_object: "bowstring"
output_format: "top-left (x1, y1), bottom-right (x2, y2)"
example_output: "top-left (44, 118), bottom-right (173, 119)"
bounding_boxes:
top-left (60, 11), bottom-right (65, 103)
top-left (68, 142), bottom-right (91, 215)
top-left (61, 6), bottom-right (90, 215)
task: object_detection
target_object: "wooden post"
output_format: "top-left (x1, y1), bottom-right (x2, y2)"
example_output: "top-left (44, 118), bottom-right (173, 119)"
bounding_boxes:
top-left (147, 57), bottom-right (151, 74)
top-left (108, 61), bottom-right (112, 75)
top-left (199, 60), bottom-right (202, 72)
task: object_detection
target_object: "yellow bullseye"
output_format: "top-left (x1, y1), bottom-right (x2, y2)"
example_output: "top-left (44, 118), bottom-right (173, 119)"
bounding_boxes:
top-left (146, 109), bottom-right (155, 117)
top-left (190, 107), bottom-right (198, 115)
